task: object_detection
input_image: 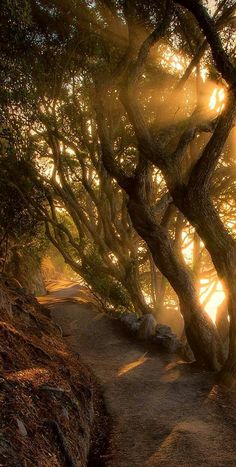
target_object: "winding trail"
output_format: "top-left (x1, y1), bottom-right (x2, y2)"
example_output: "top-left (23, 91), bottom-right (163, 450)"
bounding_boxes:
top-left (39, 281), bottom-right (236, 467)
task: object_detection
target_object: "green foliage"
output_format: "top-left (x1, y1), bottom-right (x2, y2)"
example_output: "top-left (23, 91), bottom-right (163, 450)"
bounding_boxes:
top-left (0, 156), bottom-right (44, 239)
top-left (42, 244), bottom-right (79, 281)
top-left (81, 246), bottom-right (133, 311)
top-left (0, 139), bottom-right (48, 291)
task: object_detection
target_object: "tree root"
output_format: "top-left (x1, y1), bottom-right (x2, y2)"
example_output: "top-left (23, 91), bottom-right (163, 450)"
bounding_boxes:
top-left (44, 419), bottom-right (76, 467)
top-left (38, 384), bottom-right (85, 432)
top-left (0, 323), bottom-right (52, 360)
top-left (38, 385), bottom-right (67, 394)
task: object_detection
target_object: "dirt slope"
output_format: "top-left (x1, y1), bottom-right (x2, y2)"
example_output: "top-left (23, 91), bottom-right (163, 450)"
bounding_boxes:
top-left (0, 278), bottom-right (107, 467)
top-left (40, 281), bottom-right (236, 467)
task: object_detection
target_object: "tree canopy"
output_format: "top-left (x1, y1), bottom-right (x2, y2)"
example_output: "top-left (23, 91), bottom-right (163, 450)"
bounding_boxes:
top-left (1, 0), bottom-right (236, 384)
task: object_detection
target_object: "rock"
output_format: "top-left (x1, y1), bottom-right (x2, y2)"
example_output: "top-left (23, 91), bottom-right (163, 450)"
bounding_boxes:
top-left (153, 324), bottom-right (182, 353)
top-left (120, 313), bottom-right (140, 333)
top-left (61, 407), bottom-right (70, 427)
top-left (62, 407), bottom-right (69, 420)
top-left (138, 314), bottom-right (157, 340)
top-left (16, 418), bottom-right (28, 437)
top-left (120, 312), bottom-right (182, 353)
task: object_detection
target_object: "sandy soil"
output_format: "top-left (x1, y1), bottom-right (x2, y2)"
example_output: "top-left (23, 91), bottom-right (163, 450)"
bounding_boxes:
top-left (39, 281), bottom-right (236, 467)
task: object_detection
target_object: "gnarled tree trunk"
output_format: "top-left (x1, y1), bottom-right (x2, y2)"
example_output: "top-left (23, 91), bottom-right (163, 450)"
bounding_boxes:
top-left (127, 195), bottom-right (224, 370)
top-left (174, 191), bottom-right (236, 383)
top-left (216, 299), bottom-right (229, 343)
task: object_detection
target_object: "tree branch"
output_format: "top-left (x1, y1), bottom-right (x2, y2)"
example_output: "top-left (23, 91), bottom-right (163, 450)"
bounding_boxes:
top-left (175, 2), bottom-right (236, 90)
top-left (188, 90), bottom-right (236, 192)
top-left (94, 92), bottom-right (132, 192)
top-left (174, 0), bottom-right (236, 86)
top-left (127, 3), bottom-right (172, 87)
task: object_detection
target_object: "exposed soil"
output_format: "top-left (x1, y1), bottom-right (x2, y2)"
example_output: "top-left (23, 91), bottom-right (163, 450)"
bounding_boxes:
top-left (0, 277), bottom-right (108, 467)
top-left (40, 280), bottom-right (236, 467)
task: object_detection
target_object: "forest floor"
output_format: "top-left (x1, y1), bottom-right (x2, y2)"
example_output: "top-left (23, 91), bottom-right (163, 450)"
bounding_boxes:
top-left (39, 280), bottom-right (236, 467)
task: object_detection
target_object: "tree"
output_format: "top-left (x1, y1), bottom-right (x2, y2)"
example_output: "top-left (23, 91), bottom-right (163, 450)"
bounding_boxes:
top-left (1, 0), bottom-right (236, 377)
top-left (96, 0), bottom-right (235, 379)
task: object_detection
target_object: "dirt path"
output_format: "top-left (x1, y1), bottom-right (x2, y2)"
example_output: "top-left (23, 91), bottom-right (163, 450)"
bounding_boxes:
top-left (39, 281), bottom-right (236, 467)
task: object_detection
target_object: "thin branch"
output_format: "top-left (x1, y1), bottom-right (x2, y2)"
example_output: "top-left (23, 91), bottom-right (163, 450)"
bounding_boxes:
top-left (188, 90), bottom-right (236, 192)
top-left (176, 2), bottom-right (236, 90)
top-left (172, 113), bottom-right (218, 164)
top-left (127, 5), bottom-right (172, 86)
top-left (174, 0), bottom-right (236, 86)
top-left (94, 92), bottom-right (132, 192)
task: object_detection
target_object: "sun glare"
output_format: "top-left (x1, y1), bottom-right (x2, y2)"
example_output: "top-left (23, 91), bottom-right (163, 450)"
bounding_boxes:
top-left (200, 281), bottom-right (225, 323)
top-left (181, 231), bottom-right (225, 323)
top-left (159, 45), bottom-right (189, 76)
top-left (209, 87), bottom-right (225, 113)
top-left (118, 353), bottom-right (148, 377)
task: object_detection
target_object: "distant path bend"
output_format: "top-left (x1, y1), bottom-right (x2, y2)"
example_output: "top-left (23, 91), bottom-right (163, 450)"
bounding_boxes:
top-left (39, 281), bottom-right (236, 467)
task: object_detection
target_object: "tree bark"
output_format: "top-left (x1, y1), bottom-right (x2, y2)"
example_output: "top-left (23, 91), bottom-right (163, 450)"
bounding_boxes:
top-left (123, 264), bottom-right (152, 316)
top-left (149, 253), bottom-right (166, 315)
top-left (127, 196), bottom-right (224, 370)
top-left (216, 299), bottom-right (229, 343)
top-left (173, 188), bottom-right (236, 382)
top-left (95, 90), bottom-right (225, 370)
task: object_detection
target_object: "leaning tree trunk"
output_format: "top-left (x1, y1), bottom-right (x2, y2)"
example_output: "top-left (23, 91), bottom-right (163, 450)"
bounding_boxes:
top-left (224, 293), bottom-right (236, 385)
top-left (149, 252), bottom-right (166, 317)
top-left (122, 261), bottom-right (153, 316)
top-left (215, 299), bottom-right (229, 343)
top-left (150, 253), bottom-right (158, 310)
top-left (127, 196), bottom-right (224, 370)
top-left (175, 189), bottom-right (236, 384)
top-left (94, 88), bottom-right (224, 370)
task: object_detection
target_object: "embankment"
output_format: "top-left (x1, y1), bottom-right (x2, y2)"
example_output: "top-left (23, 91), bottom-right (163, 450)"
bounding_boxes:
top-left (0, 276), bottom-right (108, 466)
